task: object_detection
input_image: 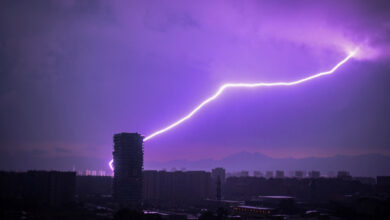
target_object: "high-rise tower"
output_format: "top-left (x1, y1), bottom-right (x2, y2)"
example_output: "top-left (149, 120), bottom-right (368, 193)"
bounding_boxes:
top-left (211, 167), bottom-right (225, 200)
top-left (112, 133), bottom-right (143, 209)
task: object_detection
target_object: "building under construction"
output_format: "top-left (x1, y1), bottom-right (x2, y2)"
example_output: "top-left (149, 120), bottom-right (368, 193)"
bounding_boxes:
top-left (112, 132), bottom-right (144, 209)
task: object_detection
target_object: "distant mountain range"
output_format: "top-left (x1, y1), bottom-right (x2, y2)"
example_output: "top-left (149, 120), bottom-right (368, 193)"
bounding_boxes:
top-left (145, 152), bottom-right (390, 177)
top-left (1, 151), bottom-right (389, 177)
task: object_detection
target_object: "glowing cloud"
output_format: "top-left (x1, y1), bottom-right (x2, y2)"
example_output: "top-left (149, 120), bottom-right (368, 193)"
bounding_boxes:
top-left (109, 48), bottom-right (359, 171)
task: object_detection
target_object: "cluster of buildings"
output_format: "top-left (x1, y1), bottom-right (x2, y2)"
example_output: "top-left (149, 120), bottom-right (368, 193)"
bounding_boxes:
top-left (228, 170), bottom-right (345, 179)
top-left (1, 132), bottom-right (390, 219)
top-left (77, 170), bottom-right (109, 176)
top-left (0, 170), bottom-right (76, 207)
top-left (143, 170), bottom-right (211, 207)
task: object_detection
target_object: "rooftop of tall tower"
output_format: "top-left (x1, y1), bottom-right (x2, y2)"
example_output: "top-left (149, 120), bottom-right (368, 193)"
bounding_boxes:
top-left (113, 132), bottom-right (144, 140)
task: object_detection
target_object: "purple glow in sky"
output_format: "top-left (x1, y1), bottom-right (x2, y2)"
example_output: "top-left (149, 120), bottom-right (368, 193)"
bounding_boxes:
top-left (1, 0), bottom-right (390, 172)
top-left (109, 48), bottom-right (358, 170)
top-left (144, 49), bottom-right (359, 142)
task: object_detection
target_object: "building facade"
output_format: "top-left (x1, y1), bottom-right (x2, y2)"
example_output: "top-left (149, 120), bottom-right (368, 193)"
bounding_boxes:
top-left (112, 132), bottom-right (144, 209)
top-left (143, 170), bottom-right (212, 207)
top-left (0, 171), bottom-right (75, 207)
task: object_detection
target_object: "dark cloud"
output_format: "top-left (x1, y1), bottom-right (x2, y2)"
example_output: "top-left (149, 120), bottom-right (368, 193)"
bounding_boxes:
top-left (0, 0), bottom-right (389, 169)
top-left (54, 147), bottom-right (71, 153)
top-left (31, 149), bottom-right (47, 155)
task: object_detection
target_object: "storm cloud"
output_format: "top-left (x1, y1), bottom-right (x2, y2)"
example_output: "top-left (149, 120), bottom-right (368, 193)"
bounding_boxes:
top-left (0, 0), bottom-right (389, 171)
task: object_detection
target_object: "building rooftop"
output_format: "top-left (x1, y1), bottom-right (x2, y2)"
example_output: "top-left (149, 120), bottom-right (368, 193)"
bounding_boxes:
top-left (258, 195), bottom-right (295, 199)
top-left (236, 206), bottom-right (273, 210)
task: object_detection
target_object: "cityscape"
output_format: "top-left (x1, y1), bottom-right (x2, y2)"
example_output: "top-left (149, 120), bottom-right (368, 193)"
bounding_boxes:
top-left (1, 0), bottom-right (390, 219)
top-left (1, 132), bottom-right (390, 219)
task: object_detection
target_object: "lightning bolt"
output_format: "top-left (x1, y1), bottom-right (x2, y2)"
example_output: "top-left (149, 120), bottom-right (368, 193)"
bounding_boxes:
top-left (109, 48), bottom-right (359, 171)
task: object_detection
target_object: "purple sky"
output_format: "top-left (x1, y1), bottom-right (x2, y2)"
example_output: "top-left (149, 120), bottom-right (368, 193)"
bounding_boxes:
top-left (0, 0), bottom-right (390, 170)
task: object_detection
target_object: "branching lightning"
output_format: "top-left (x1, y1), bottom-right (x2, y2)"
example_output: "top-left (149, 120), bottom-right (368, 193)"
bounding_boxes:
top-left (109, 48), bottom-right (359, 171)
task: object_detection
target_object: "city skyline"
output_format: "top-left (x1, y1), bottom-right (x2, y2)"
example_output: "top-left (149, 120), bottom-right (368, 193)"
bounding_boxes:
top-left (1, 1), bottom-right (390, 219)
top-left (0, 0), bottom-right (390, 220)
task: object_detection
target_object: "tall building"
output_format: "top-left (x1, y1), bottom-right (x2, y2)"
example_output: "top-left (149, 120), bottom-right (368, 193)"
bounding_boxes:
top-left (211, 168), bottom-right (226, 201)
top-left (275, 170), bottom-right (284, 179)
top-left (294, 171), bottom-right (304, 178)
top-left (239, 171), bottom-right (249, 177)
top-left (112, 132), bottom-right (144, 209)
top-left (265, 171), bottom-right (274, 179)
top-left (253, 171), bottom-right (263, 177)
top-left (377, 176), bottom-right (390, 193)
top-left (337, 171), bottom-right (352, 180)
top-left (308, 171), bottom-right (320, 179)
top-left (211, 168), bottom-right (226, 183)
